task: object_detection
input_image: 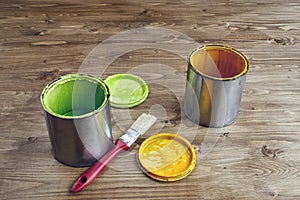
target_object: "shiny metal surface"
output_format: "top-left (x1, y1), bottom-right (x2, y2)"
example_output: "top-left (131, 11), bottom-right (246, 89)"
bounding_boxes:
top-left (184, 45), bottom-right (248, 127)
top-left (41, 74), bottom-right (113, 167)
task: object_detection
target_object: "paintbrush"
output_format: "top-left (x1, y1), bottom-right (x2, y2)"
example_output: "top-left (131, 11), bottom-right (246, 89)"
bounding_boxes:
top-left (71, 113), bottom-right (157, 193)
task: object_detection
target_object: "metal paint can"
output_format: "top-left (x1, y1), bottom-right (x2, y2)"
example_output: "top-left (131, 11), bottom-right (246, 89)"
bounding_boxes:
top-left (184, 45), bottom-right (249, 127)
top-left (41, 74), bottom-right (113, 167)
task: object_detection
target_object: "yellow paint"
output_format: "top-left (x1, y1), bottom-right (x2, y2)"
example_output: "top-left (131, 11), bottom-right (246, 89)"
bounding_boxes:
top-left (138, 133), bottom-right (196, 181)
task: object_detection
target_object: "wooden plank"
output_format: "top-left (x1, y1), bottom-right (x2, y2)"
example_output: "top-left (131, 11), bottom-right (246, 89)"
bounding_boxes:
top-left (1, 0), bottom-right (300, 199)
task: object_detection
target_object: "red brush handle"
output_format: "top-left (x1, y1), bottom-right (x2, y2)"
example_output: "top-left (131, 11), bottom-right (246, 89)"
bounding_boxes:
top-left (70, 139), bottom-right (129, 193)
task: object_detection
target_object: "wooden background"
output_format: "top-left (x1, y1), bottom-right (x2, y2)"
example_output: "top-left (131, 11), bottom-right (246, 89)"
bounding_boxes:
top-left (1, 0), bottom-right (299, 199)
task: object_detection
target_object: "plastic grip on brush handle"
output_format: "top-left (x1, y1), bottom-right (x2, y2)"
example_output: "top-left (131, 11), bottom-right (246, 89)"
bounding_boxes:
top-left (70, 139), bottom-right (129, 193)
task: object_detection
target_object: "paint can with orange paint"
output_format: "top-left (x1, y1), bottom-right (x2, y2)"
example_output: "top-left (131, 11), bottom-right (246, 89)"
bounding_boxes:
top-left (184, 45), bottom-right (249, 127)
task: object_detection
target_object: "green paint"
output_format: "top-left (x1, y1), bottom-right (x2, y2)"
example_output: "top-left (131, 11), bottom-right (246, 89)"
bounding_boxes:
top-left (41, 74), bottom-right (109, 119)
top-left (104, 74), bottom-right (149, 108)
top-left (63, 109), bottom-right (94, 117)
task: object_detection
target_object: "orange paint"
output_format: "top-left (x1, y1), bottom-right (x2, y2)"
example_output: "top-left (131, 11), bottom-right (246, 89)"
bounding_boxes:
top-left (189, 45), bottom-right (248, 80)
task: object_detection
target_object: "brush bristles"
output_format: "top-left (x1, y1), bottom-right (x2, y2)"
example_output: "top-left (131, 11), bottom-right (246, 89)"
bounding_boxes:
top-left (130, 114), bottom-right (157, 136)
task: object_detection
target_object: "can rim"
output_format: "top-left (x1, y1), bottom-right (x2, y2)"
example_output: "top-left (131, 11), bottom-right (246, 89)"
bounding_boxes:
top-left (40, 73), bottom-right (110, 119)
top-left (188, 44), bottom-right (249, 81)
top-left (137, 133), bottom-right (196, 182)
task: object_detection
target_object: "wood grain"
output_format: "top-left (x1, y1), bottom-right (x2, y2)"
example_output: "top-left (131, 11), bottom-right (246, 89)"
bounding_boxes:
top-left (1, 0), bottom-right (300, 199)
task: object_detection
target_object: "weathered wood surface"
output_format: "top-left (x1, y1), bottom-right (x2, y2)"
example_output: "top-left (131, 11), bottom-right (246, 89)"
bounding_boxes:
top-left (1, 0), bottom-right (300, 199)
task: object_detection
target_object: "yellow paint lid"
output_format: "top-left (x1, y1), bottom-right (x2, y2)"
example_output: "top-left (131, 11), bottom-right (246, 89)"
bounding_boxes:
top-left (137, 133), bottom-right (196, 182)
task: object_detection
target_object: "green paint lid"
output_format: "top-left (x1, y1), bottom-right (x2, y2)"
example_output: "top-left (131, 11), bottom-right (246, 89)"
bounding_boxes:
top-left (104, 74), bottom-right (149, 108)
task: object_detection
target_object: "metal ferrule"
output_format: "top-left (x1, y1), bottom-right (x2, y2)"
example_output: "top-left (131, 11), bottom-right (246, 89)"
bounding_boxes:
top-left (119, 128), bottom-right (140, 147)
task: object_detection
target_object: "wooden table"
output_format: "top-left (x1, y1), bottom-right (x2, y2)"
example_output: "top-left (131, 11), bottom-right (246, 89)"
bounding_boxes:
top-left (1, 1), bottom-right (299, 199)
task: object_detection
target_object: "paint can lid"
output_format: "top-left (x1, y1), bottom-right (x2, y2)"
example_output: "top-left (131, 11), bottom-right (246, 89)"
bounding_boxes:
top-left (104, 74), bottom-right (149, 108)
top-left (137, 133), bottom-right (196, 182)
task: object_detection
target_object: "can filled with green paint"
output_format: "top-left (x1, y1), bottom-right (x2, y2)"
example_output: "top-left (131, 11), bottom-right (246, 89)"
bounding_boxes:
top-left (41, 74), bottom-right (113, 167)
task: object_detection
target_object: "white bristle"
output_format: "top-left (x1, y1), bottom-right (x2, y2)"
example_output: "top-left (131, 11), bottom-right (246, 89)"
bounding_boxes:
top-left (130, 113), bottom-right (157, 136)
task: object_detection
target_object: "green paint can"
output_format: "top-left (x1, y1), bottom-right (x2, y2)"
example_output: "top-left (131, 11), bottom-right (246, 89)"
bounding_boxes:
top-left (41, 74), bottom-right (113, 167)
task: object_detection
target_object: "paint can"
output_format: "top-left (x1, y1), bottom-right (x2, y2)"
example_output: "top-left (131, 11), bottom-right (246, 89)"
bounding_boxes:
top-left (184, 45), bottom-right (249, 127)
top-left (41, 74), bottom-right (113, 167)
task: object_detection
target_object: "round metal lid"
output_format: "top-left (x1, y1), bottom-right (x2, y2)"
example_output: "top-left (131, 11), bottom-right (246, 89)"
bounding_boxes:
top-left (104, 74), bottom-right (149, 108)
top-left (137, 133), bottom-right (196, 182)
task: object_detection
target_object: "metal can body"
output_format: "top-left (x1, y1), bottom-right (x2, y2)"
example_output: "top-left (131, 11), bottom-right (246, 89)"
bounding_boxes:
top-left (184, 45), bottom-right (249, 127)
top-left (41, 74), bottom-right (113, 167)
